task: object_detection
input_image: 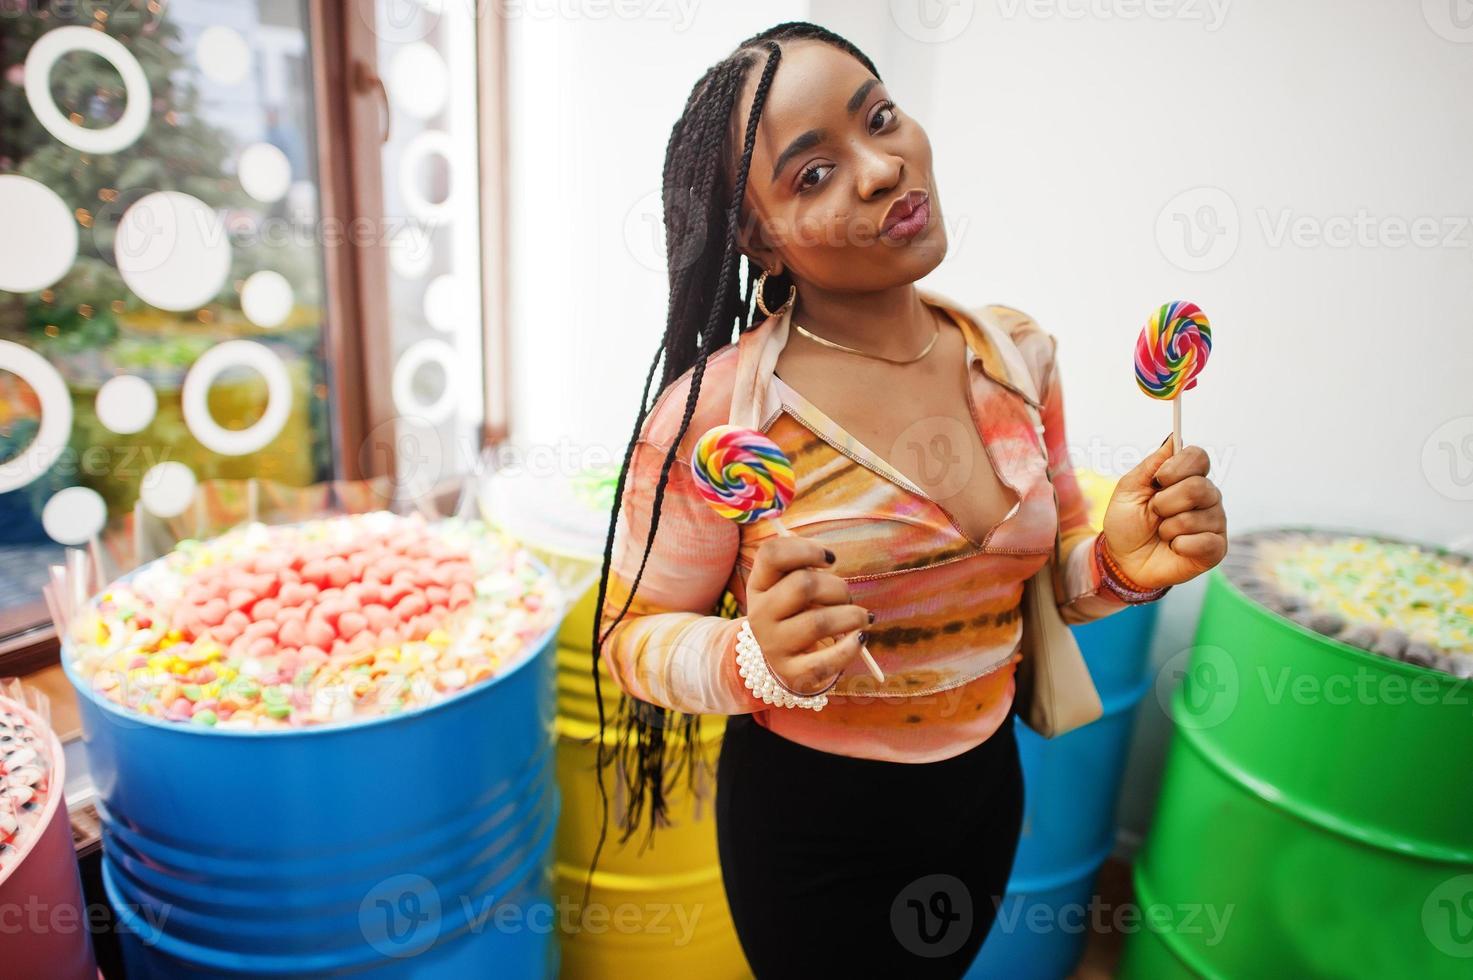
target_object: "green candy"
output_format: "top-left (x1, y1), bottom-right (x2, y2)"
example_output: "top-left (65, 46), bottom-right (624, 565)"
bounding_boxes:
top-left (192, 710), bottom-right (218, 726)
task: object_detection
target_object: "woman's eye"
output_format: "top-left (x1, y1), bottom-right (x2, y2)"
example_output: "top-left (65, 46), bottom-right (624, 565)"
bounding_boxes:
top-left (869, 101), bottom-right (897, 134)
top-left (797, 163), bottom-right (832, 192)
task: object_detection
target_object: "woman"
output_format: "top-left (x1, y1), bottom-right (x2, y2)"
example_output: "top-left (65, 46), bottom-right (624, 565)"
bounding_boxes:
top-left (590, 21), bottom-right (1226, 978)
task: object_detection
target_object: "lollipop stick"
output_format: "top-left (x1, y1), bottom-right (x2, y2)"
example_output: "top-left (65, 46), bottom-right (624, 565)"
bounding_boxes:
top-left (856, 640), bottom-right (885, 683)
top-left (1172, 397), bottom-right (1182, 455)
top-left (765, 519), bottom-right (885, 682)
top-left (768, 519), bottom-right (886, 683)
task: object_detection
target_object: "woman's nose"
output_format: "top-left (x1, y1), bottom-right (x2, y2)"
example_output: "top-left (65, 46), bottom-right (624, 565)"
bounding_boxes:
top-left (853, 147), bottom-right (904, 202)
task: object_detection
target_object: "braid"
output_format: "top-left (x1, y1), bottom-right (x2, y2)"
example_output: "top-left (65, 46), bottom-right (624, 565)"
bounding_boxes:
top-left (587, 22), bottom-right (883, 891)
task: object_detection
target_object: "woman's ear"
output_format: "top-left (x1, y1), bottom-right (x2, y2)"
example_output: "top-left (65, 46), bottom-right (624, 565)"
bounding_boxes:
top-left (736, 205), bottom-right (781, 275)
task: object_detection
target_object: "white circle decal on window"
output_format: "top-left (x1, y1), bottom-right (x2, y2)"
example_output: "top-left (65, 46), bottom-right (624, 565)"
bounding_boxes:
top-left (95, 375), bottom-right (158, 435)
top-left (422, 274), bottom-right (468, 332)
top-left (115, 191), bottom-right (232, 312)
top-left (182, 341), bottom-right (292, 456)
top-left (388, 43), bottom-right (449, 120)
top-left (398, 130), bottom-right (456, 224)
top-left (240, 271), bottom-right (294, 328)
top-left (388, 224), bottom-right (433, 279)
top-left (238, 142), bottom-right (292, 203)
top-left (139, 461), bottom-right (198, 519)
top-left (196, 26), bottom-right (252, 85)
top-left (392, 339), bottom-right (457, 425)
top-left (0, 341), bottom-right (73, 494)
top-left (0, 176), bottom-right (78, 293)
top-left (42, 486), bottom-right (107, 546)
top-left (24, 26), bottom-right (152, 155)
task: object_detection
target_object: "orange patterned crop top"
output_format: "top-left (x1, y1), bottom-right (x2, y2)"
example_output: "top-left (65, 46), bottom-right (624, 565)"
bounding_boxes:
top-left (600, 289), bottom-right (1128, 763)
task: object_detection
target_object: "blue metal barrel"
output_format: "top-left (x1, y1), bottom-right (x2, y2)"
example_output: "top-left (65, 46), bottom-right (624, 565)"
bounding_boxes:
top-left (968, 603), bottom-right (1160, 979)
top-left (64, 619), bottom-right (561, 978)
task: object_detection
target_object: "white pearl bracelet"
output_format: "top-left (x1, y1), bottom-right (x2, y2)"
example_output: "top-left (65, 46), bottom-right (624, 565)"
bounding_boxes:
top-left (735, 618), bottom-right (834, 711)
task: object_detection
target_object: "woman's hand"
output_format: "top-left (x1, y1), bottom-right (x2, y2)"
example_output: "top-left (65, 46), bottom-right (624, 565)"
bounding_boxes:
top-left (1101, 437), bottom-right (1228, 590)
top-left (746, 538), bottom-right (871, 695)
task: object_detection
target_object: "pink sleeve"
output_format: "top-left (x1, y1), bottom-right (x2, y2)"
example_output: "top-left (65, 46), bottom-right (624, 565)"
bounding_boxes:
top-left (1000, 312), bottom-right (1129, 627)
top-left (599, 437), bottom-right (765, 715)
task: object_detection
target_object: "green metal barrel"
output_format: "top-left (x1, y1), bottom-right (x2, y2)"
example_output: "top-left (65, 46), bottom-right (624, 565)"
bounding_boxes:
top-left (1121, 569), bottom-right (1473, 978)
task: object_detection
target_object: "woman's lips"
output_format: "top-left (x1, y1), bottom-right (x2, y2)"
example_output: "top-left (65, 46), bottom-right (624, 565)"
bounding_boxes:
top-left (881, 197), bottom-right (930, 242)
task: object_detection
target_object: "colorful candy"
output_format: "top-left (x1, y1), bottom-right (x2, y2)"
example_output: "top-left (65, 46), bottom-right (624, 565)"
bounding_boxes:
top-left (65, 513), bottom-right (562, 730)
top-left (1221, 530), bottom-right (1473, 677)
top-left (1135, 301), bottom-right (1212, 400)
top-left (689, 424), bottom-right (796, 524)
top-left (0, 699), bottom-right (54, 875)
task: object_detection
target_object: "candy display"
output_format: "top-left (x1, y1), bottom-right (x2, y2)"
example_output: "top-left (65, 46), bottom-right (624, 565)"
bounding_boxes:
top-left (1221, 529), bottom-right (1473, 677)
top-left (690, 424), bottom-right (796, 525)
top-left (65, 511), bottom-right (563, 729)
top-left (0, 699), bottom-right (53, 876)
top-left (1134, 300), bottom-right (1213, 452)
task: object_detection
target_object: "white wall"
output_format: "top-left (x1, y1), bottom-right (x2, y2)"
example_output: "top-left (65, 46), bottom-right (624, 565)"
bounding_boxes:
top-left (506, 1), bottom-right (1473, 838)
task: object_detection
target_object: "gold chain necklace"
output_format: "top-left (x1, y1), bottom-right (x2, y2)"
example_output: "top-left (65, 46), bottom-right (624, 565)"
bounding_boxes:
top-left (791, 311), bottom-right (940, 365)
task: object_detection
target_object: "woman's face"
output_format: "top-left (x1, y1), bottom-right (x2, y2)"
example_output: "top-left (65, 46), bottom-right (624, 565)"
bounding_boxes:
top-left (731, 40), bottom-right (947, 295)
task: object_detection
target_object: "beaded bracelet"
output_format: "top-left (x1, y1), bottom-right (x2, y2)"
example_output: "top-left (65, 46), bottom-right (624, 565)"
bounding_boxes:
top-left (1095, 534), bottom-right (1170, 604)
top-left (734, 619), bottom-right (837, 710)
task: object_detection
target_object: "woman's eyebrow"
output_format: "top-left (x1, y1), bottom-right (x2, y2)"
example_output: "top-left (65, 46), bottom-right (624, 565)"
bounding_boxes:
top-left (769, 78), bottom-right (882, 184)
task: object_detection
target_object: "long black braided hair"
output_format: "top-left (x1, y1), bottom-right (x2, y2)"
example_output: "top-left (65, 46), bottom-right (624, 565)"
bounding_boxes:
top-left (587, 22), bottom-right (883, 870)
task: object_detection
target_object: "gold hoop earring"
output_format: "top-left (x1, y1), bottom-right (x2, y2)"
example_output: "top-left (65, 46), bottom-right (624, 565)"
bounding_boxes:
top-left (755, 267), bottom-right (796, 318)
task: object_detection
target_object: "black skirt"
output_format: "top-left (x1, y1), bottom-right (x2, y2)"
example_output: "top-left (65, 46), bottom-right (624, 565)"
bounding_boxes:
top-left (715, 707), bottom-right (1026, 979)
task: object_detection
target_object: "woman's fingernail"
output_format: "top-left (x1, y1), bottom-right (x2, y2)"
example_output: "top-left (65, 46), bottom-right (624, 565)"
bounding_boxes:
top-left (1160, 434), bottom-right (1172, 447)
top-left (824, 548), bottom-right (836, 563)
top-left (858, 631), bottom-right (869, 645)
top-left (1151, 477), bottom-right (1162, 490)
top-left (867, 610), bottom-right (876, 624)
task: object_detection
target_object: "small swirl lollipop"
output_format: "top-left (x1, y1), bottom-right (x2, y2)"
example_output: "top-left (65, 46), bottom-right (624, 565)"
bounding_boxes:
top-left (691, 424), bottom-right (884, 683)
top-left (690, 424), bottom-right (796, 525)
top-left (1135, 301), bottom-right (1213, 453)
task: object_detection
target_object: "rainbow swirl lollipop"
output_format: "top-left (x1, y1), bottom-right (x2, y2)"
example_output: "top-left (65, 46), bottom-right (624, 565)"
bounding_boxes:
top-left (1135, 301), bottom-right (1212, 400)
top-left (690, 425), bottom-right (796, 525)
